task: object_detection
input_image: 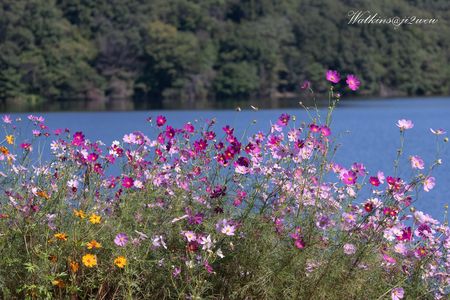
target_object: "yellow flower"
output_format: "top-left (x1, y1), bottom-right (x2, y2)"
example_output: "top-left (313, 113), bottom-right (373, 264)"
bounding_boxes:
top-left (5, 135), bottom-right (14, 145)
top-left (69, 260), bottom-right (79, 273)
top-left (54, 233), bottom-right (68, 241)
top-left (89, 213), bottom-right (101, 224)
top-left (114, 256), bottom-right (127, 268)
top-left (0, 146), bottom-right (9, 155)
top-left (73, 209), bottom-right (86, 219)
top-left (86, 240), bottom-right (102, 249)
top-left (82, 254), bottom-right (97, 268)
top-left (52, 279), bottom-right (65, 288)
top-left (36, 190), bottom-right (49, 200)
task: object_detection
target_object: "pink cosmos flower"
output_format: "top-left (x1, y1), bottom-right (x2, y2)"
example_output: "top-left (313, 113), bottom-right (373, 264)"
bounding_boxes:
top-left (342, 170), bottom-right (357, 185)
top-left (234, 156), bottom-right (250, 174)
top-left (391, 287), bottom-right (404, 300)
top-left (369, 176), bottom-right (380, 187)
top-left (423, 176), bottom-right (435, 192)
top-left (156, 115), bottom-right (166, 127)
top-left (204, 260), bottom-right (214, 273)
top-left (410, 155), bottom-right (424, 170)
top-left (20, 143), bottom-right (32, 151)
top-left (346, 74), bottom-right (360, 91)
top-left (219, 224), bottom-right (234, 236)
top-left (396, 119), bottom-right (414, 130)
top-left (351, 162), bottom-right (366, 175)
top-left (53, 128), bottom-right (63, 135)
top-left (294, 238), bottom-right (305, 249)
top-left (382, 253), bottom-right (396, 265)
top-left (122, 176), bottom-right (134, 189)
top-left (114, 233), bottom-right (129, 247)
top-left (320, 126), bottom-right (331, 137)
top-left (309, 124), bottom-right (320, 133)
top-left (277, 113), bottom-right (290, 127)
top-left (377, 171), bottom-right (385, 184)
top-left (72, 132), bottom-right (85, 146)
top-left (326, 70), bottom-right (340, 83)
top-left (184, 122), bottom-right (195, 133)
top-left (2, 115), bottom-right (12, 124)
top-left (430, 128), bottom-right (446, 135)
top-left (87, 153), bottom-right (99, 162)
top-left (301, 80), bottom-right (311, 89)
top-left (183, 231), bottom-right (196, 242)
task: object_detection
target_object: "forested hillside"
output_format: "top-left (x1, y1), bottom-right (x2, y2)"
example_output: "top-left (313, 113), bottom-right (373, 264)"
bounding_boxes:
top-left (0, 0), bottom-right (449, 106)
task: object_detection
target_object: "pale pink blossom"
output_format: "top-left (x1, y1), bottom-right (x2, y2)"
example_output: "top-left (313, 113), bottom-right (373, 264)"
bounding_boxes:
top-left (396, 119), bottom-right (414, 130)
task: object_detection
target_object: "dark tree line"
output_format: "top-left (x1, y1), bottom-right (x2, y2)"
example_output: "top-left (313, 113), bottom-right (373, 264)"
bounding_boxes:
top-left (0, 0), bottom-right (449, 106)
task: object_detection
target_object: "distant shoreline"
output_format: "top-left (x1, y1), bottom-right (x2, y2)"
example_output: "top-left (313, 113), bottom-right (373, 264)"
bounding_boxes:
top-left (1, 95), bottom-right (449, 113)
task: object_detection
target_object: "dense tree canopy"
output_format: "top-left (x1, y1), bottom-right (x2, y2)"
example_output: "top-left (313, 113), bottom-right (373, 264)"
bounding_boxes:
top-left (0, 0), bottom-right (449, 106)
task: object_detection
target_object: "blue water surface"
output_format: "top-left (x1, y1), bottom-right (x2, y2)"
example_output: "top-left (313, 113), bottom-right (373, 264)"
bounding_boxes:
top-left (7, 97), bottom-right (450, 220)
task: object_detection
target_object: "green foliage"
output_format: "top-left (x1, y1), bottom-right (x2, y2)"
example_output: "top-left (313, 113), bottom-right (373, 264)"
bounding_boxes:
top-left (214, 62), bottom-right (259, 98)
top-left (0, 0), bottom-right (449, 104)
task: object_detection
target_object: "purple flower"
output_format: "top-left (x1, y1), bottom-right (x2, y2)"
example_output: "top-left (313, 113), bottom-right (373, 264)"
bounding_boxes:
top-left (114, 233), bottom-right (129, 247)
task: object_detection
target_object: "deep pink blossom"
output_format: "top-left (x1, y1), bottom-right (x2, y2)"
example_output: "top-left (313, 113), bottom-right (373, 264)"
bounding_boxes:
top-left (277, 113), bottom-right (290, 127)
top-left (326, 70), bottom-right (340, 83)
top-left (342, 171), bottom-right (357, 185)
top-left (72, 132), bottom-right (85, 146)
top-left (346, 74), bottom-right (360, 91)
top-left (122, 176), bottom-right (134, 189)
top-left (156, 115), bottom-right (166, 127)
top-left (320, 126), bottom-right (331, 136)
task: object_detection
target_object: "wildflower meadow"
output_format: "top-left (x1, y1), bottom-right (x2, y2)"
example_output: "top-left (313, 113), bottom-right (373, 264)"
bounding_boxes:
top-left (0, 71), bottom-right (449, 299)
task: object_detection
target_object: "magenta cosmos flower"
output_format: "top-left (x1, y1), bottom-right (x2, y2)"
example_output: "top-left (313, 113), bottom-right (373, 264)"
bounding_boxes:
top-left (396, 119), bottom-right (414, 130)
top-left (114, 233), bottom-right (129, 247)
top-left (277, 113), bottom-right (290, 127)
top-left (122, 176), bottom-right (134, 189)
top-left (391, 287), bottom-right (404, 300)
top-left (326, 70), bottom-right (340, 83)
top-left (320, 126), bottom-right (331, 136)
top-left (72, 132), bottom-right (85, 146)
top-left (342, 170), bottom-right (357, 185)
top-left (156, 115), bottom-right (166, 127)
top-left (346, 74), bottom-right (360, 91)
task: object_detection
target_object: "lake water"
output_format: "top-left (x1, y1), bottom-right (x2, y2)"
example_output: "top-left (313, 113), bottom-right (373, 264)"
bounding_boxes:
top-left (5, 97), bottom-right (450, 220)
